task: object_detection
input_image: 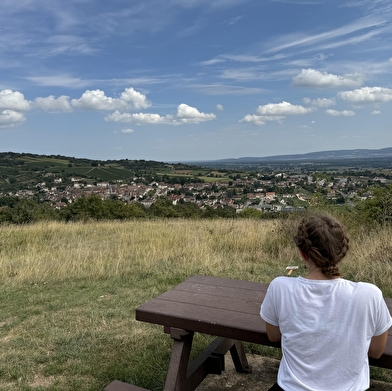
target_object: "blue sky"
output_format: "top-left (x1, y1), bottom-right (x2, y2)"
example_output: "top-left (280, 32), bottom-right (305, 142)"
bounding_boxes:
top-left (1, 0), bottom-right (392, 162)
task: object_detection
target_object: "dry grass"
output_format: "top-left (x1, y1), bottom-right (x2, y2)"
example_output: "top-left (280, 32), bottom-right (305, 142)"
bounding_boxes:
top-left (0, 218), bottom-right (391, 391)
top-left (1, 218), bottom-right (391, 293)
top-left (0, 219), bottom-right (298, 285)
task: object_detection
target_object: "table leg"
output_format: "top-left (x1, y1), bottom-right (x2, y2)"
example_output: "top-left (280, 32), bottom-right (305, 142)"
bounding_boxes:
top-left (229, 340), bottom-right (252, 374)
top-left (163, 327), bottom-right (251, 391)
top-left (164, 328), bottom-right (194, 391)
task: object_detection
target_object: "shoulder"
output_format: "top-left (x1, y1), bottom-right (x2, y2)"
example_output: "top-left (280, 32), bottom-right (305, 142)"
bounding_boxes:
top-left (341, 279), bottom-right (383, 293)
top-left (340, 279), bottom-right (384, 301)
top-left (267, 276), bottom-right (298, 292)
top-left (269, 276), bottom-right (295, 286)
top-left (357, 281), bottom-right (384, 298)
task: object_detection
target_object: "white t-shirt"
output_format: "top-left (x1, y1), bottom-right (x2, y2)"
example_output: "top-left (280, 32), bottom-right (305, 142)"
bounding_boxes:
top-left (260, 277), bottom-right (392, 391)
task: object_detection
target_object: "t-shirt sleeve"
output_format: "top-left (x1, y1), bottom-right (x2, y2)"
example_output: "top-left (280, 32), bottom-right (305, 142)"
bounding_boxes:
top-left (260, 280), bottom-right (279, 326)
top-left (374, 295), bottom-right (392, 336)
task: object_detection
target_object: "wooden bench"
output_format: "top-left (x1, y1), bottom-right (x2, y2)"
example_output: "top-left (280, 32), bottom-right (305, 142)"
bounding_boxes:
top-left (104, 275), bottom-right (392, 391)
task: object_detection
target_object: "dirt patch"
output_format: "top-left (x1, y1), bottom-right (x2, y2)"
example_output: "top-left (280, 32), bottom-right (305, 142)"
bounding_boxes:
top-left (196, 354), bottom-right (392, 391)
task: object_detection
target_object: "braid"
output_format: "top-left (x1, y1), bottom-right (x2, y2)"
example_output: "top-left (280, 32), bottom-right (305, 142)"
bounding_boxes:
top-left (295, 214), bottom-right (349, 278)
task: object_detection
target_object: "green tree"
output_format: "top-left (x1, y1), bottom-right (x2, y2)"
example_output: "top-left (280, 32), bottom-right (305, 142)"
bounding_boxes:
top-left (354, 185), bottom-right (392, 226)
top-left (238, 208), bottom-right (263, 219)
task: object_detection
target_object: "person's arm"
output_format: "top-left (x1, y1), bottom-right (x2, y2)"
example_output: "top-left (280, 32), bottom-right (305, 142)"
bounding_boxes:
top-left (368, 330), bottom-right (388, 359)
top-left (266, 322), bottom-right (281, 343)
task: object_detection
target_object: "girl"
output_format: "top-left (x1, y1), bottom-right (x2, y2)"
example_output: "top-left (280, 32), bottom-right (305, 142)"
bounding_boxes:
top-left (260, 214), bottom-right (391, 391)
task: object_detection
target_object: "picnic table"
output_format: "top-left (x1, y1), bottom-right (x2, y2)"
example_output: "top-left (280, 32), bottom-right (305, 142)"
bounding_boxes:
top-left (105, 275), bottom-right (392, 391)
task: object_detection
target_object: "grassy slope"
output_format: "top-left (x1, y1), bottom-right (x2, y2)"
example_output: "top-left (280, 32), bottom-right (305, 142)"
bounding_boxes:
top-left (0, 219), bottom-right (391, 390)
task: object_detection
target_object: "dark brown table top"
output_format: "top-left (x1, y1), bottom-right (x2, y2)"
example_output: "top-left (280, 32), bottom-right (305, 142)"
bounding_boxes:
top-left (136, 275), bottom-right (392, 368)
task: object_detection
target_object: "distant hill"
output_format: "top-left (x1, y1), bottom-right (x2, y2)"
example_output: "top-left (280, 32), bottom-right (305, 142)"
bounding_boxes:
top-left (202, 147), bottom-right (392, 163)
top-left (188, 147), bottom-right (392, 170)
top-left (0, 152), bottom-right (205, 193)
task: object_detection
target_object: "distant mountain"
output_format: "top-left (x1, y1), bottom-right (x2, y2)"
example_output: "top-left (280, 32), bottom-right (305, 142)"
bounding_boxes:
top-left (210, 147), bottom-right (392, 163)
top-left (185, 147), bottom-right (392, 170)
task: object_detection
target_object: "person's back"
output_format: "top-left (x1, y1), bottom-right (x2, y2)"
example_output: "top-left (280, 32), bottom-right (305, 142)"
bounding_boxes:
top-left (260, 214), bottom-right (392, 391)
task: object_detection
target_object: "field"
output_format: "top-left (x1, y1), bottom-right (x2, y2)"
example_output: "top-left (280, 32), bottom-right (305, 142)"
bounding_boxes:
top-left (1, 217), bottom-right (391, 390)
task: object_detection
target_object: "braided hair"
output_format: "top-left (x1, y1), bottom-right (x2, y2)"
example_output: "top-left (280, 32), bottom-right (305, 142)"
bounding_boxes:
top-left (295, 214), bottom-right (349, 278)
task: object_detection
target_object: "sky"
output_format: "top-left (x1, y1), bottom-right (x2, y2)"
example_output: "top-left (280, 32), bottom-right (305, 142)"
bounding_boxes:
top-left (1, 0), bottom-right (392, 163)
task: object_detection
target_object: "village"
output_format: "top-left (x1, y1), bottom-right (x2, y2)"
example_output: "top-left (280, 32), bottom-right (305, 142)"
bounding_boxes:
top-left (7, 169), bottom-right (390, 214)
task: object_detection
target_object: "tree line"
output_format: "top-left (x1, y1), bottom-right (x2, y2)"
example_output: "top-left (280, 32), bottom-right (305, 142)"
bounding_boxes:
top-left (1, 184), bottom-right (392, 226)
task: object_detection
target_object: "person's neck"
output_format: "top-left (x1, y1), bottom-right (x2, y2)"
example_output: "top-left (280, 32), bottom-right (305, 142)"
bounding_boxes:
top-left (304, 265), bottom-right (337, 280)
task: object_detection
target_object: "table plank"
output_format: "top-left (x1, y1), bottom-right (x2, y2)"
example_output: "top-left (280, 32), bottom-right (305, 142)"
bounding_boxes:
top-left (136, 276), bottom-right (274, 345)
top-left (136, 275), bottom-right (392, 368)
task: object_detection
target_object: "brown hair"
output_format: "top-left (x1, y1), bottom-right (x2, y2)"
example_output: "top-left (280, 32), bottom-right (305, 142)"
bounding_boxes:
top-left (295, 214), bottom-right (349, 278)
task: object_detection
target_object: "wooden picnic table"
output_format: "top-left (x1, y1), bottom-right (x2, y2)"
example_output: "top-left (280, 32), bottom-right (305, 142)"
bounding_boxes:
top-left (105, 275), bottom-right (392, 391)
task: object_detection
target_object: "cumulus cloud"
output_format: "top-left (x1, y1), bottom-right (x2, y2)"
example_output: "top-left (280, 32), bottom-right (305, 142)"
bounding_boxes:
top-left (240, 114), bottom-right (285, 126)
top-left (303, 97), bottom-right (336, 107)
top-left (121, 128), bottom-right (135, 133)
top-left (240, 101), bottom-right (312, 126)
top-left (216, 104), bottom-right (224, 111)
top-left (71, 88), bottom-right (151, 111)
top-left (0, 110), bottom-right (26, 128)
top-left (292, 69), bottom-right (363, 88)
top-left (106, 111), bottom-right (167, 124)
top-left (176, 103), bottom-right (216, 123)
top-left (338, 86), bottom-right (392, 103)
top-left (256, 101), bottom-right (313, 116)
top-left (32, 95), bottom-right (73, 112)
top-left (0, 90), bottom-right (30, 111)
top-left (105, 104), bottom-right (216, 125)
top-left (325, 109), bottom-right (355, 116)
top-left (0, 87), bottom-right (215, 129)
top-left (371, 110), bottom-right (381, 115)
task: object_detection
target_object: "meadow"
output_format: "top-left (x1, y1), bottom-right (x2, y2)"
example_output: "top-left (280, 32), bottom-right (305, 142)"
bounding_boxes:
top-left (1, 217), bottom-right (391, 390)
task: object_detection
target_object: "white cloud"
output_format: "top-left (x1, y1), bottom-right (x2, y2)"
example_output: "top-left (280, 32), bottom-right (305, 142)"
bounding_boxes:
top-left (325, 109), bottom-right (355, 116)
top-left (0, 90), bottom-right (30, 111)
top-left (338, 86), bottom-right (392, 103)
top-left (240, 114), bottom-right (285, 126)
top-left (292, 69), bottom-right (363, 88)
top-left (216, 104), bottom-right (223, 111)
top-left (256, 101), bottom-right (313, 116)
top-left (371, 110), bottom-right (381, 115)
top-left (105, 104), bottom-right (215, 125)
top-left (266, 17), bottom-right (387, 53)
top-left (121, 128), bottom-right (135, 133)
top-left (106, 111), bottom-right (168, 124)
top-left (32, 95), bottom-right (73, 112)
top-left (303, 97), bottom-right (336, 107)
top-left (119, 88), bottom-right (152, 110)
top-left (0, 109), bottom-right (26, 128)
top-left (71, 88), bottom-right (151, 111)
top-left (240, 101), bottom-right (312, 126)
top-left (176, 103), bottom-right (216, 123)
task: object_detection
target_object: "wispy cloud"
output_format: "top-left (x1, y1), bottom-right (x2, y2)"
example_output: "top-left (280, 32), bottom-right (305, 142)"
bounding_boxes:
top-left (265, 16), bottom-right (388, 53)
top-left (199, 53), bottom-right (286, 66)
top-left (190, 84), bottom-right (264, 95)
top-left (26, 75), bottom-right (92, 89)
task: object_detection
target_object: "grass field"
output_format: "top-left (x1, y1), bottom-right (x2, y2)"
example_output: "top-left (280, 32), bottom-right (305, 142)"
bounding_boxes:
top-left (0, 217), bottom-right (391, 390)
